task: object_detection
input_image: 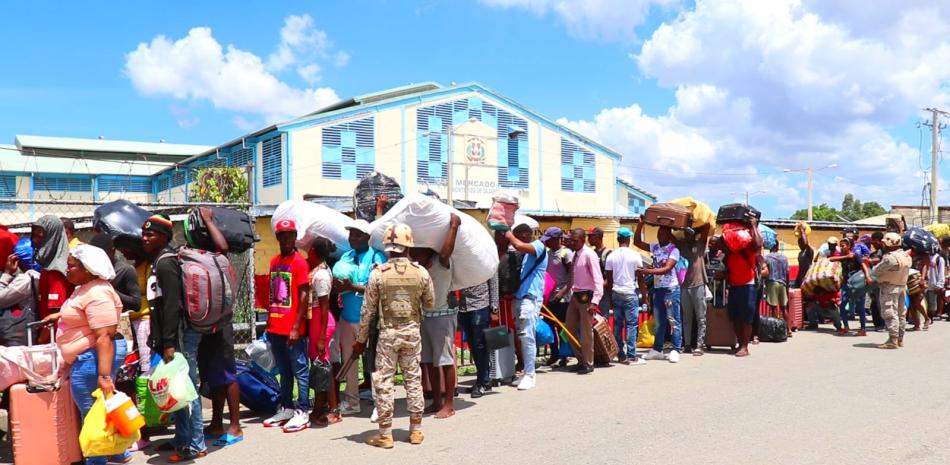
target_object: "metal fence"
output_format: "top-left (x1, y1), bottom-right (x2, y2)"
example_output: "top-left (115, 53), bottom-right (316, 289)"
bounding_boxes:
top-left (0, 198), bottom-right (258, 353)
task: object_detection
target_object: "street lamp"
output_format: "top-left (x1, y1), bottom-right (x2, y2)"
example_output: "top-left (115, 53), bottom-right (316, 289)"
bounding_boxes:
top-left (729, 190), bottom-right (766, 206)
top-left (783, 163), bottom-right (838, 221)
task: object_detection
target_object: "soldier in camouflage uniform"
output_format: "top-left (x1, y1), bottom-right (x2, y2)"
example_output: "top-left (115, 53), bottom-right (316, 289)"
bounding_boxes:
top-left (353, 224), bottom-right (434, 448)
top-left (871, 232), bottom-right (912, 349)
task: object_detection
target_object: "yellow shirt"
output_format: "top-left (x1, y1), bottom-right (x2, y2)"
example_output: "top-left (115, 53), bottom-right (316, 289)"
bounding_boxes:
top-left (128, 261), bottom-right (151, 320)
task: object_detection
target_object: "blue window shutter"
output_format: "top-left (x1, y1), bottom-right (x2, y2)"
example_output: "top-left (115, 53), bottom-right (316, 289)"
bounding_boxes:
top-left (0, 175), bottom-right (16, 210)
top-left (560, 138), bottom-right (596, 193)
top-left (262, 135), bottom-right (283, 187)
top-left (321, 117), bottom-right (375, 180)
top-left (98, 176), bottom-right (152, 193)
top-left (33, 176), bottom-right (92, 192)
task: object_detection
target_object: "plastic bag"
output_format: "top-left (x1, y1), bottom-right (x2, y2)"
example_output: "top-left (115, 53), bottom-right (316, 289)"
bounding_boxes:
top-left (535, 319), bottom-right (555, 345)
top-left (557, 330), bottom-right (574, 358)
top-left (487, 192), bottom-right (519, 231)
top-left (369, 194), bottom-right (499, 290)
top-left (79, 389), bottom-right (140, 457)
top-left (759, 223), bottom-right (777, 250)
top-left (92, 200), bottom-right (152, 255)
top-left (244, 338), bottom-right (277, 374)
top-left (513, 214), bottom-right (539, 231)
top-left (148, 353), bottom-right (198, 413)
top-left (794, 221), bottom-right (812, 238)
top-left (722, 222), bottom-right (753, 252)
top-left (271, 200), bottom-right (353, 256)
top-left (924, 223), bottom-right (950, 239)
top-left (758, 316), bottom-right (788, 342)
top-left (353, 172), bottom-right (403, 221)
top-left (135, 377), bottom-right (170, 427)
top-left (636, 317), bottom-right (656, 349)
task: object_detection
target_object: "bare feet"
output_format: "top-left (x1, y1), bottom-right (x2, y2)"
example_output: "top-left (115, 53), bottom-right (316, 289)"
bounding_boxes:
top-left (424, 402), bottom-right (442, 414)
top-left (735, 346), bottom-right (750, 357)
top-left (434, 404), bottom-right (455, 419)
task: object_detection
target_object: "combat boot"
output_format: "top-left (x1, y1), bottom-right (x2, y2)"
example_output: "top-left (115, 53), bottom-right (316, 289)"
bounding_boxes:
top-left (409, 431), bottom-right (425, 445)
top-left (877, 337), bottom-right (898, 349)
top-left (367, 434), bottom-right (394, 449)
top-left (897, 336), bottom-right (904, 347)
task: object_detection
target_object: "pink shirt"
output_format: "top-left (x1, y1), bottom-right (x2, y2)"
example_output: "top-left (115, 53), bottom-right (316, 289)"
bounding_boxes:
top-left (571, 246), bottom-right (604, 304)
top-left (56, 279), bottom-right (121, 364)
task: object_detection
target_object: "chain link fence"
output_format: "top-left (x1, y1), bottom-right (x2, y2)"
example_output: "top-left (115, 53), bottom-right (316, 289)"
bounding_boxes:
top-left (0, 198), bottom-right (258, 355)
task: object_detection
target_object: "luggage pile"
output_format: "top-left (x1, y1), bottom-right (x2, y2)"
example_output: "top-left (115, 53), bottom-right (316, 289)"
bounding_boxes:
top-left (801, 258), bottom-right (843, 296)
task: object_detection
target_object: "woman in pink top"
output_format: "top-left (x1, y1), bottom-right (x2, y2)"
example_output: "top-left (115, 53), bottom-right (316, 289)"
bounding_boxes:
top-left (308, 237), bottom-right (341, 427)
top-left (40, 244), bottom-right (128, 465)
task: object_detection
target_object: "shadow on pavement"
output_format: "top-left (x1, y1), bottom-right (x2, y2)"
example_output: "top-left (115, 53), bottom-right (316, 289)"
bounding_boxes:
top-left (852, 343), bottom-right (884, 349)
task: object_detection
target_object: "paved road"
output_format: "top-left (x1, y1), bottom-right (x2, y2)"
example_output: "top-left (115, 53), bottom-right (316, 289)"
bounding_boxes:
top-left (7, 322), bottom-right (950, 465)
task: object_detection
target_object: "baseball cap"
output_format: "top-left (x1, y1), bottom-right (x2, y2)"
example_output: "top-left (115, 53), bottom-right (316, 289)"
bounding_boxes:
top-left (274, 219), bottom-right (297, 233)
top-left (587, 227), bottom-right (604, 236)
top-left (540, 227), bottom-right (563, 242)
top-left (617, 227), bottom-right (633, 239)
top-left (345, 219), bottom-right (373, 236)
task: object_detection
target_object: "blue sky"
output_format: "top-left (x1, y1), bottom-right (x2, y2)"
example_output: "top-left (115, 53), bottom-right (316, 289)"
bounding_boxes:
top-left (1, 0), bottom-right (946, 217)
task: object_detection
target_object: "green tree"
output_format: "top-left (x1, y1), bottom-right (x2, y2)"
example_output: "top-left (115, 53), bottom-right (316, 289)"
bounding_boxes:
top-left (790, 203), bottom-right (842, 221)
top-left (788, 193), bottom-right (887, 221)
top-left (189, 167), bottom-right (249, 203)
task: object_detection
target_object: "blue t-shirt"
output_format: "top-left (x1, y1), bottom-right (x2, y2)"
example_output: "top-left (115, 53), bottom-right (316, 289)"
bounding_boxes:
top-left (334, 248), bottom-right (387, 323)
top-left (516, 240), bottom-right (547, 300)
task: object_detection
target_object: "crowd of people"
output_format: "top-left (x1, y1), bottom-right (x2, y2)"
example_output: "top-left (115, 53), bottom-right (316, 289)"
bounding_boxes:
top-left (0, 200), bottom-right (941, 462)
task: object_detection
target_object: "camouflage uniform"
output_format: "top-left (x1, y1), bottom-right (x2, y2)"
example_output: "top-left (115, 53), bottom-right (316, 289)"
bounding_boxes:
top-left (357, 256), bottom-right (434, 435)
top-left (871, 249), bottom-right (911, 346)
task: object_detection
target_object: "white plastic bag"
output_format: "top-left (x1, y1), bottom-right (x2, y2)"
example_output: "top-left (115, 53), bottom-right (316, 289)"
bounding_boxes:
top-left (512, 214), bottom-right (539, 231)
top-left (369, 194), bottom-right (499, 290)
top-left (148, 353), bottom-right (198, 414)
top-left (244, 339), bottom-right (277, 374)
top-left (271, 200), bottom-right (353, 255)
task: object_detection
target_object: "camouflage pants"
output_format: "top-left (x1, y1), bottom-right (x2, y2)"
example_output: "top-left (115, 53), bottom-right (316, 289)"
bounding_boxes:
top-left (373, 322), bottom-right (424, 427)
top-left (880, 283), bottom-right (907, 341)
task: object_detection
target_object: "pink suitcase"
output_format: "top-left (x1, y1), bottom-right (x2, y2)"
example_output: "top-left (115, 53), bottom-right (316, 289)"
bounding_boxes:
top-left (10, 383), bottom-right (83, 465)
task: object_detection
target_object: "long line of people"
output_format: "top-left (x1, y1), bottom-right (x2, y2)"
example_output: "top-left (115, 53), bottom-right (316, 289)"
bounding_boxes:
top-left (1, 203), bottom-right (940, 462)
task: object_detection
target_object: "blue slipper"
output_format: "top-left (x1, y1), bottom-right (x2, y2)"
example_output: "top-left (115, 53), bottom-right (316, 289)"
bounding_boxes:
top-left (204, 433), bottom-right (222, 441)
top-left (213, 434), bottom-right (244, 447)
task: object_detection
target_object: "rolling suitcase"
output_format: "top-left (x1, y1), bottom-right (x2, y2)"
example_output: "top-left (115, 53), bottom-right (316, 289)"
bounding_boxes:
top-left (716, 203), bottom-right (762, 224)
top-left (488, 303), bottom-right (517, 386)
top-left (641, 203), bottom-right (693, 229)
top-left (592, 314), bottom-right (618, 365)
top-left (788, 289), bottom-right (803, 331)
top-left (10, 321), bottom-right (82, 465)
top-left (704, 306), bottom-right (737, 351)
top-left (184, 206), bottom-right (259, 253)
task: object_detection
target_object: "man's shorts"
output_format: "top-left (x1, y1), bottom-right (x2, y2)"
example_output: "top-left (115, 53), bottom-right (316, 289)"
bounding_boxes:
top-left (197, 324), bottom-right (237, 388)
top-left (765, 281), bottom-right (788, 307)
top-left (727, 284), bottom-right (757, 324)
top-left (421, 313), bottom-right (457, 367)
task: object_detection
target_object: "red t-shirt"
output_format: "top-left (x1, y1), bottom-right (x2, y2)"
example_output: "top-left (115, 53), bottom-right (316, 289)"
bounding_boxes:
top-left (38, 270), bottom-right (75, 320)
top-left (267, 252), bottom-right (310, 336)
top-left (725, 248), bottom-right (759, 286)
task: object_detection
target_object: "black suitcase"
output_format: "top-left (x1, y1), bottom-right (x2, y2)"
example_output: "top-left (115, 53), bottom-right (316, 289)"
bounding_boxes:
top-left (93, 199), bottom-right (152, 256)
top-left (184, 206), bottom-right (259, 253)
top-left (717, 203), bottom-right (762, 223)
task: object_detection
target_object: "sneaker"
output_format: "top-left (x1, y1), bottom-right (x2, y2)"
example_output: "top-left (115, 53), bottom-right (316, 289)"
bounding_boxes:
top-left (510, 374), bottom-right (524, 386)
top-left (339, 401), bottom-right (361, 416)
top-left (644, 349), bottom-right (667, 361)
top-left (370, 408), bottom-right (379, 423)
top-left (282, 409), bottom-right (311, 433)
top-left (263, 407), bottom-right (294, 427)
top-left (629, 357), bottom-right (647, 366)
top-left (668, 350), bottom-right (680, 363)
top-left (516, 374), bottom-right (536, 391)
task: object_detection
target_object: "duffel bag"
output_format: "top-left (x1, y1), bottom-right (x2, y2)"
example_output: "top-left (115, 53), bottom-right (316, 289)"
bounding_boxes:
top-left (758, 316), bottom-right (788, 342)
top-left (236, 360), bottom-right (280, 414)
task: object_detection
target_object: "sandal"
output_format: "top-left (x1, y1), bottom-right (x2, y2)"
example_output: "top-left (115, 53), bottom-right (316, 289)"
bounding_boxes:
top-left (168, 450), bottom-right (208, 463)
top-left (153, 442), bottom-right (178, 452)
top-left (212, 434), bottom-right (244, 447)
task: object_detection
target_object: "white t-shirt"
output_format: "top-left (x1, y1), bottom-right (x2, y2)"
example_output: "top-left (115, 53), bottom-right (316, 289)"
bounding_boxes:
top-left (604, 247), bottom-right (643, 294)
top-left (310, 264), bottom-right (331, 298)
top-left (424, 262), bottom-right (453, 312)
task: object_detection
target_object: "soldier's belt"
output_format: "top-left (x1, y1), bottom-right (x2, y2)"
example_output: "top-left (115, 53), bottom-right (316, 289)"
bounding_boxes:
top-left (423, 309), bottom-right (459, 318)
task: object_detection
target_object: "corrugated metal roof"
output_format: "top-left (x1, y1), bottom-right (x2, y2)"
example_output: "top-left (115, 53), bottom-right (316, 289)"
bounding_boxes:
top-left (761, 219), bottom-right (887, 230)
top-left (15, 135), bottom-right (211, 162)
top-left (0, 144), bottom-right (171, 176)
top-left (615, 177), bottom-right (657, 201)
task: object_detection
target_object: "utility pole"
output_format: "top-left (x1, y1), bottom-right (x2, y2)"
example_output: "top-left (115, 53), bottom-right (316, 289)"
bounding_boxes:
top-left (807, 167), bottom-right (813, 222)
top-left (925, 108), bottom-right (949, 223)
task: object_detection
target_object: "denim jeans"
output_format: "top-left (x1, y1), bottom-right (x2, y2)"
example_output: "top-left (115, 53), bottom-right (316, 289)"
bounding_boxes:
top-left (652, 287), bottom-right (683, 352)
top-left (611, 291), bottom-right (640, 359)
top-left (845, 288), bottom-right (867, 330)
top-left (514, 297), bottom-right (539, 376)
top-left (173, 326), bottom-right (206, 454)
top-left (458, 307), bottom-right (491, 386)
top-left (268, 332), bottom-right (310, 410)
top-left (70, 340), bottom-right (128, 465)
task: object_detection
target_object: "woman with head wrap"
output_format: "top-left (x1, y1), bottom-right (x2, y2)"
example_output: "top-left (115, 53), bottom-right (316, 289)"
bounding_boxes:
top-left (0, 238), bottom-right (41, 346)
top-left (32, 215), bottom-right (75, 320)
top-left (40, 244), bottom-right (129, 465)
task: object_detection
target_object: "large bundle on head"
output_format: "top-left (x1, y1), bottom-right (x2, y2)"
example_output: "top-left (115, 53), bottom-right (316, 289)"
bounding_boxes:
top-left (93, 200), bottom-right (152, 255)
top-left (759, 223), bottom-right (777, 249)
top-left (902, 227), bottom-right (939, 256)
top-left (801, 258), bottom-right (842, 297)
top-left (487, 192), bottom-right (519, 231)
top-left (353, 172), bottom-right (403, 222)
top-left (513, 214), bottom-right (539, 231)
top-left (271, 200), bottom-right (353, 256)
top-left (669, 197), bottom-right (716, 229)
top-left (370, 193), bottom-right (499, 290)
top-left (924, 223), bottom-right (950, 239)
top-left (183, 207), bottom-right (258, 253)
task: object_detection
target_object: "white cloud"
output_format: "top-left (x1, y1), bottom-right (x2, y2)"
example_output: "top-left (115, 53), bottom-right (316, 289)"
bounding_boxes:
top-left (266, 13), bottom-right (344, 85)
top-left (333, 51), bottom-right (350, 68)
top-left (297, 63), bottom-right (321, 84)
top-left (480, 0), bottom-right (678, 41)
top-left (125, 25), bottom-right (341, 125)
top-left (556, 0), bottom-right (950, 215)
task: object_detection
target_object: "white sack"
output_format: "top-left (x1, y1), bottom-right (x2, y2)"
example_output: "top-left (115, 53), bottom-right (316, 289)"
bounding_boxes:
top-left (272, 200), bottom-right (353, 255)
top-left (513, 214), bottom-right (539, 231)
top-left (370, 194), bottom-right (499, 291)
